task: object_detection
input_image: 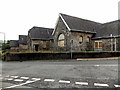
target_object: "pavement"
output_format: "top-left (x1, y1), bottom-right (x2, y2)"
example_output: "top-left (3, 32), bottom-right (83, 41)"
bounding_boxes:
top-left (77, 57), bottom-right (120, 60)
top-left (0, 59), bottom-right (120, 89)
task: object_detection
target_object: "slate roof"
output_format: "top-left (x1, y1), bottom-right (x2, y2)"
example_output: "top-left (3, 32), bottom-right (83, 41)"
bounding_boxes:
top-left (19, 35), bottom-right (27, 45)
top-left (60, 13), bottom-right (101, 33)
top-left (10, 40), bottom-right (19, 47)
top-left (93, 20), bottom-right (120, 39)
top-left (28, 26), bottom-right (54, 40)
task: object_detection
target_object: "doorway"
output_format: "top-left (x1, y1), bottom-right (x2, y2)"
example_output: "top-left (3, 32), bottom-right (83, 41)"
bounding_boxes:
top-left (34, 44), bottom-right (39, 51)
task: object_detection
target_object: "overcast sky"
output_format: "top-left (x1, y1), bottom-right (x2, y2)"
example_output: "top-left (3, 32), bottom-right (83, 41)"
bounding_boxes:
top-left (0, 0), bottom-right (119, 40)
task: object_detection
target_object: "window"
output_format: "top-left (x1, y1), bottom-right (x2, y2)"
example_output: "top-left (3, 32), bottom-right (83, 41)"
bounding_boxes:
top-left (58, 34), bottom-right (65, 47)
top-left (79, 35), bottom-right (83, 44)
top-left (94, 41), bottom-right (102, 49)
top-left (86, 36), bottom-right (90, 42)
top-left (95, 42), bottom-right (98, 48)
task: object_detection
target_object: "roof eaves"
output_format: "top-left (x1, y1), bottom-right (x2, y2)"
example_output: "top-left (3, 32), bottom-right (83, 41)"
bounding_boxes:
top-left (71, 29), bottom-right (96, 34)
top-left (31, 38), bottom-right (51, 40)
top-left (92, 35), bottom-right (120, 39)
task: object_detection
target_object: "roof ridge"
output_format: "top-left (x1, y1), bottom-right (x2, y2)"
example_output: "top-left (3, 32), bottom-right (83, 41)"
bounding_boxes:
top-left (103, 20), bottom-right (119, 25)
top-left (60, 13), bottom-right (102, 24)
top-left (32, 26), bottom-right (54, 30)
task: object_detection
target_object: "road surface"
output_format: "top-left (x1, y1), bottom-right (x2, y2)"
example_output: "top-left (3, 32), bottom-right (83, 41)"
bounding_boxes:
top-left (0, 59), bottom-right (120, 89)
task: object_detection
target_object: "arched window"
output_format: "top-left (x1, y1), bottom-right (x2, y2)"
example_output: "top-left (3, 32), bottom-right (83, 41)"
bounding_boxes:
top-left (79, 35), bottom-right (83, 44)
top-left (58, 34), bottom-right (65, 47)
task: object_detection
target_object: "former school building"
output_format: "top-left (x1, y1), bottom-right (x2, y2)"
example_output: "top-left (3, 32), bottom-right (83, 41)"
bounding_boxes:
top-left (10, 13), bottom-right (120, 52)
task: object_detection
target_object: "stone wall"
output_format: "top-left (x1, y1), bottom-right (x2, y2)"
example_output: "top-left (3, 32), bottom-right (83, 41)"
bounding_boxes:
top-left (10, 47), bottom-right (19, 52)
top-left (31, 40), bottom-right (51, 51)
top-left (117, 38), bottom-right (120, 51)
top-left (19, 44), bottom-right (28, 51)
top-left (5, 51), bottom-right (120, 61)
top-left (53, 17), bottom-right (94, 52)
top-left (70, 32), bottom-right (93, 51)
top-left (53, 17), bottom-right (70, 51)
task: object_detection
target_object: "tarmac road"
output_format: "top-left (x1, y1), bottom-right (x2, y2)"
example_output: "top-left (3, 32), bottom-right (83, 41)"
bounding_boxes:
top-left (0, 59), bottom-right (120, 89)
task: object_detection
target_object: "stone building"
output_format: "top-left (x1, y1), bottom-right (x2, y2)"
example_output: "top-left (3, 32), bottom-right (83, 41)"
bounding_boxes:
top-left (52, 13), bottom-right (100, 51)
top-left (27, 26), bottom-right (54, 51)
top-left (10, 13), bottom-right (120, 52)
top-left (19, 35), bottom-right (28, 51)
top-left (52, 13), bottom-right (120, 51)
top-left (10, 40), bottom-right (19, 51)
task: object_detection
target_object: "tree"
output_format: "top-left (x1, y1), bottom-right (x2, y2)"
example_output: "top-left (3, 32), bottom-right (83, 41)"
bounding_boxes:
top-left (2, 40), bottom-right (10, 53)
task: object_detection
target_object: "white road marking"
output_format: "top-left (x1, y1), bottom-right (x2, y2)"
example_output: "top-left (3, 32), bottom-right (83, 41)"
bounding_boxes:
top-left (94, 65), bottom-right (100, 67)
top-left (44, 79), bottom-right (55, 82)
top-left (25, 80), bottom-right (34, 83)
top-left (94, 83), bottom-right (109, 87)
top-left (114, 84), bottom-right (120, 87)
top-left (59, 80), bottom-right (70, 84)
top-left (7, 78), bottom-right (13, 81)
top-left (11, 76), bottom-right (19, 78)
top-left (31, 78), bottom-right (41, 81)
top-left (94, 64), bottom-right (117, 67)
top-left (0, 77), bottom-right (3, 80)
top-left (3, 75), bottom-right (119, 88)
top-left (75, 82), bottom-right (88, 85)
top-left (14, 79), bottom-right (23, 82)
top-left (5, 78), bottom-right (40, 89)
top-left (20, 77), bottom-right (29, 80)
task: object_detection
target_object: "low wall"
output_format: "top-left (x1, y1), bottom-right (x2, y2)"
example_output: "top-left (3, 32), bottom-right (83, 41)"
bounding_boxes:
top-left (5, 51), bottom-right (120, 61)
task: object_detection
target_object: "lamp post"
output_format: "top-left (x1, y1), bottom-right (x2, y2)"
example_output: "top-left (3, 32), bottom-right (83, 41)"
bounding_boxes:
top-left (114, 37), bottom-right (116, 51)
top-left (70, 40), bottom-right (73, 59)
top-left (0, 32), bottom-right (6, 60)
top-left (110, 34), bottom-right (113, 51)
top-left (0, 32), bottom-right (5, 48)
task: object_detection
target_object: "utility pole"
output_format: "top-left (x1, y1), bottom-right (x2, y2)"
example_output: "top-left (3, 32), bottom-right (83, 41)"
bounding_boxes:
top-left (71, 40), bottom-right (73, 59)
top-left (0, 32), bottom-right (6, 60)
top-left (0, 32), bottom-right (5, 48)
top-left (110, 34), bottom-right (113, 51)
top-left (114, 37), bottom-right (117, 51)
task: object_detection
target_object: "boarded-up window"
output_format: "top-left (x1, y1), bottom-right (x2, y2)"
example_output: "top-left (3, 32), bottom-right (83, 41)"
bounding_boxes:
top-left (95, 42), bottom-right (98, 48)
top-left (58, 34), bottom-right (65, 47)
top-left (99, 42), bottom-right (102, 48)
top-left (95, 41), bottom-right (102, 49)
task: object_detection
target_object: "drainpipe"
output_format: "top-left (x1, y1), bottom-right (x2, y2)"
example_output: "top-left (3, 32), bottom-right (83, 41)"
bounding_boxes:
top-left (70, 40), bottom-right (73, 59)
top-left (0, 32), bottom-right (5, 47)
top-left (0, 32), bottom-right (6, 60)
top-left (114, 37), bottom-right (117, 51)
top-left (110, 34), bottom-right (113, 51)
